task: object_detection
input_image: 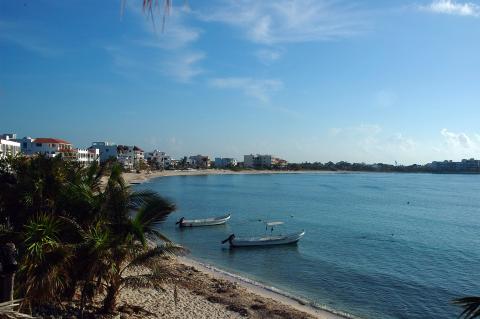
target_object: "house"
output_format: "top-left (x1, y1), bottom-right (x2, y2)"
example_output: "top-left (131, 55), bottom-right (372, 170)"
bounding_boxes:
top-left (15, 136), bottom-right (98, 165)
top-left (117, 145), bottom-right (145, 170)
top-left (214, 157), bottom-right (237, 168)
top-left (76, 148), bottom-right (100, 165)
top-left (0, 133), bottom-right (21, 159)
top-left (91, 142), bottom-right (118, 163)
top-left (188, 155), bottom-right (211, 169)
top-left (145, 150), bottom-right (172, 170)
top-left (17, 137), bottom-right (73, 157)
top-left (244, 154), bottom-right (287, 168)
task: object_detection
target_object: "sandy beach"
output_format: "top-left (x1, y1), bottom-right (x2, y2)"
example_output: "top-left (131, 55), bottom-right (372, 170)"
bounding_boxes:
top-left (117, 256), bottom-right (346, 319)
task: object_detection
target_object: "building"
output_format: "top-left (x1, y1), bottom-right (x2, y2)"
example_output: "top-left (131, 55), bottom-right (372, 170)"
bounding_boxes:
top-left (117, 145), bottom-right (145, 170)
top-left (17, 137), bottom-right (73, 157)
top-left (458, 158), bottom-right (480, 171)
top-left (214, 157), bottom-right (237, 168)
top-left (90, 142), bottom-right (145, 169)
top-left (427, 158), bottom-right (480, 172)
top-left (91, 142), bottom-right (118, 163)
top-left (146, 150), bottom-right (172, 169)
top-left (244, 154), bottom-right (287, 168)
top-left (76, 148), bottom-right (100, 165)
top-left (188, 155), bottom-right (211, 169)
top-left (0, 134), bottom-right (21, 159)
top-left (13, 136), bottom-right (98, 165)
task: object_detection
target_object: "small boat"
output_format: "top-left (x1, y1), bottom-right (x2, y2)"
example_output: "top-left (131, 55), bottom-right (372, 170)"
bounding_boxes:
top-left (176, 214), bottom-right (231, 227)
top-left (222, 221), bottom-right (305, 247)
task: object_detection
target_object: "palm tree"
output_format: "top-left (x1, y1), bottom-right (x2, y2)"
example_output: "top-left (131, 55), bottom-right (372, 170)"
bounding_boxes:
top-left (454, 297), bottom-right (480, 319)
top-left (0, 156), bottom-right (184, 314)
top-left (97, 164), bottom-right (184, 312)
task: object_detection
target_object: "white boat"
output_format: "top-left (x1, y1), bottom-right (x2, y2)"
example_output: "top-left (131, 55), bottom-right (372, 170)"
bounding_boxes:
top-left (222, 221), bottom-right (305, 247)
top-left (176, 214), bottom-right (231, 227)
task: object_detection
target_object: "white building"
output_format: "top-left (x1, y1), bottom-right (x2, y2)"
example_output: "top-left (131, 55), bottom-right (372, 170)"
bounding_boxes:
top-left (76, 148), bottom-right (100, 165)
top-left (146, 150), bottom-right (172, 169)
top-left (17, 137), bottom-right (73, 157)
top-left (91, 142), bottom-right (118, 163)
top-left (214, 157), bottom-right (237, 168)
top-left (244, 154), bottom-right (287, 168)
top-left (0, 134), bottom-right (21, 159)
top-left (188, 154), bottom-right (211, 169)
top-left (117, 145), bottom-right (145, 170)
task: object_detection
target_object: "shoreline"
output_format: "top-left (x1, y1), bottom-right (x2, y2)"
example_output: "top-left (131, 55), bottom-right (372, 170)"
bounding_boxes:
top-left (178, 256), bottom-right (353, 319)
top-left (123, 168), bottom-right (345, 185)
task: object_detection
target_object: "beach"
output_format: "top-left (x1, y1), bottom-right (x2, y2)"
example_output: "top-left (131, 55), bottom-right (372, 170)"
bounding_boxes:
top-left (118, 256), bottom-right (345, 319)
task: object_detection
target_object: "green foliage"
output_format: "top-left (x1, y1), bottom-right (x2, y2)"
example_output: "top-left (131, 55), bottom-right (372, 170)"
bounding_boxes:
top-left (0, 155), bottom-right (181, 312)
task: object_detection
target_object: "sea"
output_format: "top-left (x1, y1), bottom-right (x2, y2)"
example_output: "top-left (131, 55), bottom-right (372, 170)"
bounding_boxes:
top-left (135, 172), bottom-right (480, 319)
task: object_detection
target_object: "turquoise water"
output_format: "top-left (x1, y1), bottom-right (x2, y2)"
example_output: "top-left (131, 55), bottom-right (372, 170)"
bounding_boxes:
top-left (136, 173), bottom-right (480, 319)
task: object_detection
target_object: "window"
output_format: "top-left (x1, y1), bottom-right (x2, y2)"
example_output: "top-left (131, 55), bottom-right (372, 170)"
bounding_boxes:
top-left (36, 143), bottom-right (42, 147)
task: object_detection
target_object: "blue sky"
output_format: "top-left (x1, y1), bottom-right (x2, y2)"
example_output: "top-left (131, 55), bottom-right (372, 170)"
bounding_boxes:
top-left (1, 0), bottom-right (480, 164)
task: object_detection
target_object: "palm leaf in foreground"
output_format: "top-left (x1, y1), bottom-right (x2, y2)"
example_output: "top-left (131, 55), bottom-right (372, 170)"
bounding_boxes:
top-left (0, 299), bottom-right (35, 318)
top-left (454, 296), bottom-right (480, 319)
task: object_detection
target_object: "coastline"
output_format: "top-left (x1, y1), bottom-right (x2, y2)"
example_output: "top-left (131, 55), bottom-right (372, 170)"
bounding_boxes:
top-left (125, 169), bottom-right (355, 319)
top-left (178, 256), bottom-right (352, 319)
top-left (119, 256), bottom-right (350, 319)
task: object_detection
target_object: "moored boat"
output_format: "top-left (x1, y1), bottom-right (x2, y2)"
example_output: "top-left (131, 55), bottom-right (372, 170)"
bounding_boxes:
top-left (222, 221), bottom-right (305, 247)
top-left (176, 214), bottom-right (231, 227)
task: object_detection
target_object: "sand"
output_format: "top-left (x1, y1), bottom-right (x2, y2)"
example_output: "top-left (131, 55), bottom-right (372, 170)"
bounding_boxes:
top-left (117, 257), bottom-right (346, 319)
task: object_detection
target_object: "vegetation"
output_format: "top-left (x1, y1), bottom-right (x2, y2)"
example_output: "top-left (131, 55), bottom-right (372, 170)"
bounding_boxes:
top-left (0, 155), bottom-right (184, 315)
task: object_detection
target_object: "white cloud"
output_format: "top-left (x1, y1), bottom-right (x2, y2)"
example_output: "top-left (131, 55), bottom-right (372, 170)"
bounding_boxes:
top-left (210, 77), bottom-right (283, 102)
top-left (255, 49), bottom-right (282, 64)
top-left (105, 4), bottom-right (205, 82)
top-left (419, 0), bottom-right (480, 16)
top-left (198, 0), bottom-right (367, 45)
top-left (163, 52), bottom-right (206, 83)
top-left (429, 129), bottom-right (480, 161)
top-left (209, 77), bottom-right (283, 102)
top-left (0, 20), bottom-right (62, 57)
top-left (136, 6), bottom-right (202, 50)
top-left (440, 128), bottom-right (477, 149)
top-left (327, 124), bottom-right (418, 163)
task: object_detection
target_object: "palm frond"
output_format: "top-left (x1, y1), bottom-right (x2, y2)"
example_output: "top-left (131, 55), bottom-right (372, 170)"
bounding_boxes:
top-left (123, 274), bottom-right (166, 290)
top-left (0, 299), bottom-right (35, 318)
top-left (454, 296), bottom-right (480, 319)
top-left (128, 243), bottom-right (188, 269)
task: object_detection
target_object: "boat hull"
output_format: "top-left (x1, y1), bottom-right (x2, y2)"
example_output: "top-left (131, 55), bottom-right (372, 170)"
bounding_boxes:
top-left (180, 214), bottom-right (231, 227)
top-left (230, 231), bottom-right (305, 247)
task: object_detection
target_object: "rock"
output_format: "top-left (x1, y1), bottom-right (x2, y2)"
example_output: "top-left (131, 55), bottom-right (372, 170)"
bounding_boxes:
top-left (226, 304), bottom-right (249, 317)
top-left (250, 304), bottom-right (266, 310)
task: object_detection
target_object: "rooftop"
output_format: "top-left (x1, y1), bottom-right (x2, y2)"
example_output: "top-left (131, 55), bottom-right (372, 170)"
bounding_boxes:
top-left (34, 138), bottom-right (71, 144)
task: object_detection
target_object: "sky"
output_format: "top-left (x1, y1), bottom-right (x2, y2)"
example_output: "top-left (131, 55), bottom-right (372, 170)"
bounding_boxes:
top-left (1, 0), bottom-right (480, 164)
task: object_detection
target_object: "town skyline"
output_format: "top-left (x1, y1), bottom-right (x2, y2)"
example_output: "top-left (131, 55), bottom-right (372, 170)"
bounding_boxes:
top-left (3, 131), bottom-right (480, 169)
top-left (2, 1), bottom-right (480, 164)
